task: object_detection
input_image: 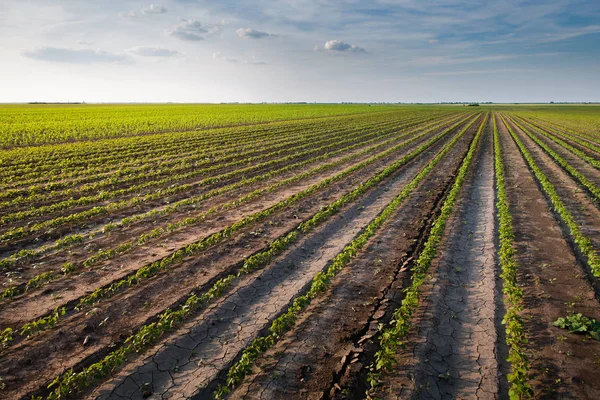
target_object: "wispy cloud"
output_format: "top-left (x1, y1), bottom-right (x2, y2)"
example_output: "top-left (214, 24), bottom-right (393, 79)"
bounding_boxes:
top-left (127, 46), bottom-right (179, 57)
top-left (166, 19), bottom-right (223, 41)
top-left (236, 28), bottom-right (274, 39)
top-left (538, 24), bottom-right (600, 43)
top-left (22, 47), bottom-right (131, 64)
top-left (142, 5), bottom-right (167, 15)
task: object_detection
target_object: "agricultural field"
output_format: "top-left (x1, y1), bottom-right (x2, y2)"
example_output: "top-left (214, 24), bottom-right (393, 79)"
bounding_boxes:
top-left (1, 103), bottom-right (600, 399)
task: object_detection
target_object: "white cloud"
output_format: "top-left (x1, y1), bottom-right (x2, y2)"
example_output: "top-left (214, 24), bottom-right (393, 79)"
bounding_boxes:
top-left (317, 40), bottom-right (366, 53)
top-left (142, 5), bottom-right (167, 15)
top-left (127, 46), bottom-right (179, 57)
top-left (166, 19), bottom-right (222, 41)
top-left (428, 39), bottom-right (439, 44)
top-left (77, 39), bottom-right (94, 45)
top-left (22, 47), bottom-right (131, 64)
top-left (118, 11), bottom-right (137, 19)
top-left (236, 28), bottom-right (274, 39)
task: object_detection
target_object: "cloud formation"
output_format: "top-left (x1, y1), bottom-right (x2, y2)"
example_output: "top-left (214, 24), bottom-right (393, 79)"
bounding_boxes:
top-left (317, 40), bottom-right (366, 53)
top-left (22, 47), bottom-right (130, 64)
top-left (236, 28), bottom-right (274, 39)
top-left (142, 5), bottom-right (167, 15)
top-left (166, 19), bottom-right (222, 41)
top-left (127, 46), bottom-right (179, 57)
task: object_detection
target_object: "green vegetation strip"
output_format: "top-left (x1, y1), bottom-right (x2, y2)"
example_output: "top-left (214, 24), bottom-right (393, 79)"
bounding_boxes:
top-left (0, 103), bottom-right (398, 147)
top-left (502, 115), bottom-right (600, 277)
top-left (528, 116), bottom-right (600, 149)
top-left (0, 122), bottom-right (394, 225)
top-left (515, 117), bottom-right (600, 170)
top-left (1, 113), bottom-right (411, 205)
top-left (3, 111), bottom-right (424, 186)
top-left (38, 116), bottom-right (480, 400)
top-left (214, 115), bottom-right (484, 399)
top-left (526, 117), bottom-right (600, 156)
top-left (493, 116), bottom-right (532, 398)
top-left (507, 116), bottom-right (600, 203)
top-left (364, 114), bottom-right (487, 398)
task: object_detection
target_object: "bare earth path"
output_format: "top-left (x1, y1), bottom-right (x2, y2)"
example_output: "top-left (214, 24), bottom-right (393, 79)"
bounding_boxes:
top-left (378, 121), bottom-right (503, 399)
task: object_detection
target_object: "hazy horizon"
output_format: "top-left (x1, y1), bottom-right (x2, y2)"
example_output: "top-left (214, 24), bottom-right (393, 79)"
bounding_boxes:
top-left (1, 0), bottom-right (599, 103)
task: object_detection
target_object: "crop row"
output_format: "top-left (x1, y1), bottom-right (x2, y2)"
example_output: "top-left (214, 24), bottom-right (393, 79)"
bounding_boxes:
top-left (1, 114), bottom-right (423, 202)
top-left (513, 117), bottom-right (600, 170)
top-left (1, 121), bottom-right (417, 240)
top-left (2, 112), bottom-right (450, 209)
top-left (523, 115), bottom-right (600, 147)
top-left (506, 116), bottom-right (600, 205)
top-left (1, 111), bottom-right (392, 168)
top-left (2, 110), bottom-right (426, 185)
top-left (493, 115), bottom-right (532, 398)
top-left (523, 117), bottom-right (600, 156)
top-left (0, 104), bottom-right (403, 147)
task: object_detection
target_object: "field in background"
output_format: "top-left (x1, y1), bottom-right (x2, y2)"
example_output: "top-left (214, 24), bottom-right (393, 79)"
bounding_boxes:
top-left (0, 103), bottom-right (401, 147)
top-left (2, 104), bottom-right (600, 399)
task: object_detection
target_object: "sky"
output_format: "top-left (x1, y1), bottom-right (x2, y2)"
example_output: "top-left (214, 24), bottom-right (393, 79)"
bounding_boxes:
top-left (0, 0), bottom-right (599, 103)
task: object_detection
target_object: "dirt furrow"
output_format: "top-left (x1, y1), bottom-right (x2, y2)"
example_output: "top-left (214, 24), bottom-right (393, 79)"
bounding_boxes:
top-left (225, 113), bottom-right (479, 400)
top-left (498, 115), bottom-right (600, 399)
top-left (86, 122), bottom-right (474, 400)
top-left (363, 117), bottom-right (500, 399)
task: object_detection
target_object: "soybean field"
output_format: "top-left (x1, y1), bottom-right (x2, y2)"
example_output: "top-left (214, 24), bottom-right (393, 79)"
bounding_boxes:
top-left (2, 103), bottom-right (600, 399)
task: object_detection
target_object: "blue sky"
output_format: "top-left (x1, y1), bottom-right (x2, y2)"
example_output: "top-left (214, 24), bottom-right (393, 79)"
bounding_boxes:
top-left (0, 0), bottom-right (599, 102)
